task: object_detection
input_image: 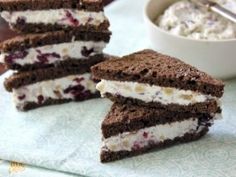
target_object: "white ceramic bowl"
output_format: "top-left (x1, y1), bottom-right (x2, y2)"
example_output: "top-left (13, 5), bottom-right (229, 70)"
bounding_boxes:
top-left (144, 0), bottom-right (236, 79)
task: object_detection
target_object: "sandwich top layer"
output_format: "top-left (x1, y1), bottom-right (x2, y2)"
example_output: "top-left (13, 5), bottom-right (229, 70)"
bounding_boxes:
top-left (0, 0), bottom-right (104, 12)
top-left (0, 30), bottom-right (111, 53)
top-left (92, 49), bottom-right (224, 98)
top-left (102, 103), bottom-right (221, 139)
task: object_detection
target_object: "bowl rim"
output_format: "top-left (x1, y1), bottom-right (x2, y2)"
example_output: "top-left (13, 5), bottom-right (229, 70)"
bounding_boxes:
top-left (143, 0), bottom-right (236, 43)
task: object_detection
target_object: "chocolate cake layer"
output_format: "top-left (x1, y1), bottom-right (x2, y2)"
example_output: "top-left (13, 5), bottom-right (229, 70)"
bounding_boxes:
top-left (5, 54), bottom-right (104, 71)
top-left (102, 103), bottom-right (219, 139)
top-left (92, 49), bottom-right (224, 97)
top-left (10, 20), bottom-right (110, 34)
top-left (0, 30), bottom-right (111, 53)
top-left (4, 54), bottom-right (113, 91)
top-left (101, 127), bottom-right (208, 162)
top-left (105, 93), bottom-right (219, 117)
top-left (0, 0), bottom-right (104, 12)
top-left (18, 92), bottom-right (100, 111)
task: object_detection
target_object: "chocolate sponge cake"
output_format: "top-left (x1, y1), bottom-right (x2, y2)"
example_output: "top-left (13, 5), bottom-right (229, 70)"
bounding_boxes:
top-left (92, 49), bottom-right (224, 113)
top-left (101, 103), bottom-right (221, 162)
top-left (0, 30), bottom-right (111, 71)
top-left (0, 0), bottom-right (109, 33)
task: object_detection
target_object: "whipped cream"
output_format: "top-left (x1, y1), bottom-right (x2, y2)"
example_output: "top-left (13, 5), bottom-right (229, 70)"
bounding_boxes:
top-left (0, 41), bottom-right (106, 65)
top-left (157, 0), bottom-right (236, 40)
top-left (102, 118), bottom-right (203, 152)
top-left (13, 73), bottom-right (97, 110)
top-left (96, 80), bottom-right (218, 106)
top-left (1, 9), bottom-right (107, 27)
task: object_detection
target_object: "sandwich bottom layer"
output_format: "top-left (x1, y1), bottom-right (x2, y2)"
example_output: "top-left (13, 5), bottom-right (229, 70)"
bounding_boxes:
top-left (101, 126), bottom-right (208, 163)
top-left (12, 73), bottom-right (99, 111)
top-left (100, 115), bottom-right (215, 163)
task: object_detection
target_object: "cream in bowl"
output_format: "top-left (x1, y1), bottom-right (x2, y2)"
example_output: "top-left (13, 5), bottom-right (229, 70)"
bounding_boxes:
top-left (144, 0), bottom-right (236, 79)
top-left (157, 0), bottom-right (236, 40)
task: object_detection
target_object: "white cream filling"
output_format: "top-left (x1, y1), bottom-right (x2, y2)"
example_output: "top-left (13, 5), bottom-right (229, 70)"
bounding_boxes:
top-left (96, 80), bottom-right (218, 106)
top-left (1, 9), bottom-right (107, 26)
top-left (13, 73), bottom-right (97, 109)
top-left (102, 118), bottom-right (201, 152)
top-left (0, 41), bottom-right (106, 65)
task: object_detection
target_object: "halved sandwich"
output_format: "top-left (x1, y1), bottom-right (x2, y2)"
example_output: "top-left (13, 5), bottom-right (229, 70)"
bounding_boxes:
top-left (4, 54), bottom-right (112, 111)
top-left (101, 103), bottom-right (221, 162)
top-left (92, 49), bottom-right (224, 114)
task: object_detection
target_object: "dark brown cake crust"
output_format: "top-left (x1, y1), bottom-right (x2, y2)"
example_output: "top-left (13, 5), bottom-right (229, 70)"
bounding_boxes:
top-left (91, 49), bottom-right (224, 97)
top-left (102, 103), bottom-right (219, 139)
top-left (0, 0), bottom-right (104, 12)
top-left (0, 30), bottom-right (111, 53)
top-left (4, 54), bottom-right (113, 92)
top-left (101, 127), bottom-right (208, 162)
top-left (5, 54), bottom-right (104, 71)
top-left (10, 20), bottom-right (110, 34)
top-left (18, 92), bottom-right (100, 111)
top-left (104, 93), bottom-right (219, 117)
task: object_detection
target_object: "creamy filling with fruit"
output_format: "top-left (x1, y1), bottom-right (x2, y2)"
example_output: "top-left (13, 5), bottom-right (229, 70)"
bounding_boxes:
top-left (1, 9), bottom-right (107, 27)
top-left (13, 73), bottom-right (97, 109)
top-left (96, 80), bottom-right (219, 106)
top-left (157, 0), bottom-right (236, 40)
top-left (0, 41), bottom-right (106, 65)
top-left (102, 117), bottom-right (214, 152)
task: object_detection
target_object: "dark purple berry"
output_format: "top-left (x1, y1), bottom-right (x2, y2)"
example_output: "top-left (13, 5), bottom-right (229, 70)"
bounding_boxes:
top-left (5, 50), bottom-right (28, 64)
top-left (64, 82), bottom-right (93, 100)
top-left (65, 10), bottom-right (79, 26)
top-left (36, 50), bottom-right (60, 64)
top-left (81, 46), bottom-right (94, 57)
top-left (143, 132), bottom-right (148, 139)
top-left (37, 95), bottom-right (44, 104)
top-left (64, 85), bottom-right (85, 94)
top-left (16, 17), bottom-right (26, 25)
top-left (132, 142), bottom-right (141, 151)
top-left (18, 94), bottom-right (26, 100)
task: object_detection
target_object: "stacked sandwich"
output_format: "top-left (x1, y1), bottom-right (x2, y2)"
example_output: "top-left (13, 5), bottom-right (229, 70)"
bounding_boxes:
top-left (92, 49), bottom-right (224, 162)
top-left (0, 0), bottom-right (111, 111)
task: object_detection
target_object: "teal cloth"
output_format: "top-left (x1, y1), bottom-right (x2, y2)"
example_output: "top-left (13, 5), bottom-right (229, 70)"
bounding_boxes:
top-left (0, 0), bottom-right (236, 176)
